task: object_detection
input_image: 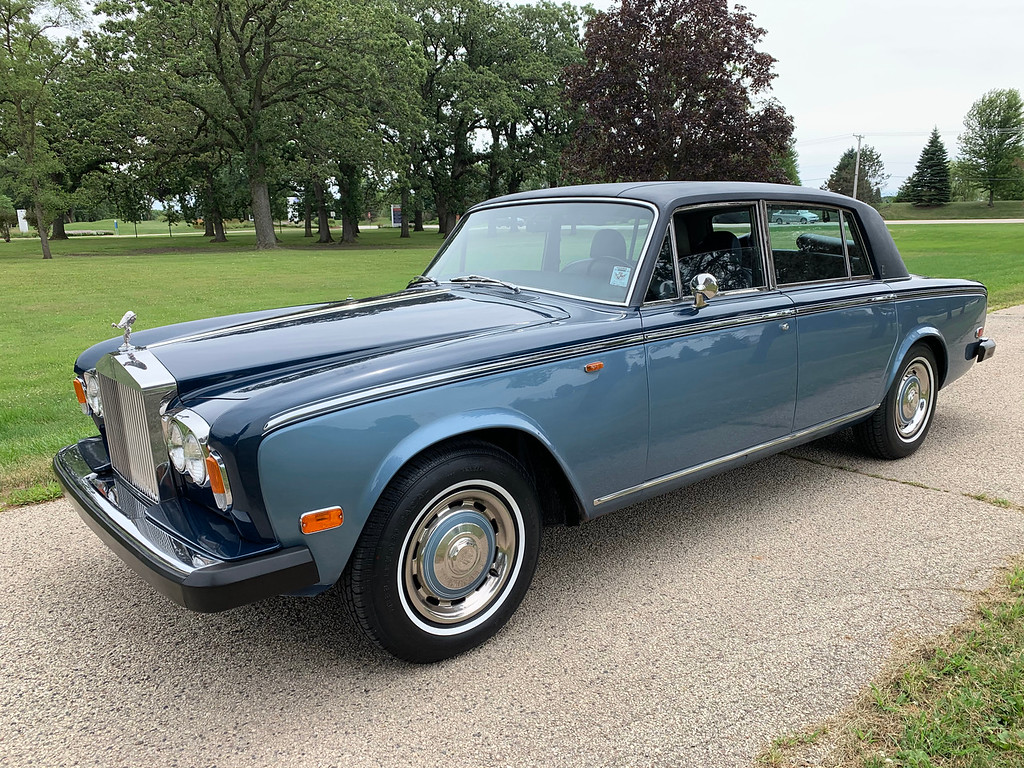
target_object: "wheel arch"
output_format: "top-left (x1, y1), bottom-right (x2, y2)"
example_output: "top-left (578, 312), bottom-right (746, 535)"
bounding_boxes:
top-left (887, 327), bottom-right (948, 392)
top-left (361, 414), bottom-right (586, 529)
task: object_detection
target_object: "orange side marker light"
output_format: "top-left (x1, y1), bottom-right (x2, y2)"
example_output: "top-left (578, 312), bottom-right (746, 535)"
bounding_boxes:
top-left (73, 378), bottom-right (89, 414)
top-left (300, 507), bottom-right (344, 535)
top-left (205, 456), bottom-right (226, 495)
top-left (584, 361), bottom-right (604, 373)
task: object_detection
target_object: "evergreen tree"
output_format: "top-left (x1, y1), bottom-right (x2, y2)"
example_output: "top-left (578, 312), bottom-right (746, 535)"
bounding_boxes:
top-left (908, 128), bottom-right (951, 206)
top-left (822, 145), bottom-right (888, 207)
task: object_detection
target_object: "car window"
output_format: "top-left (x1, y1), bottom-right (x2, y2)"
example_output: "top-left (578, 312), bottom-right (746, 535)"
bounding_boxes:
top-left (427, 201), bottom-right (655, 304)
top-left (768, 205), bottom-right (851, 284)
top-left (645, 233), bottom-right (679, 301)
top-left (672, 204), bottom-right (765, 294)
top-left (842, 213), bottom-right (872, 277)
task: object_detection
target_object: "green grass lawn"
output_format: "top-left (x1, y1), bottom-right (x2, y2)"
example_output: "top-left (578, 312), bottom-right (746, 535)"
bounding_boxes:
top-left (888, 224), bottom-right (1024, 309)
top-left (0, 221), bottom-right (1021, 508)
top-left (0, 227), bottom-right (440, 507)
top-left (762, 564), bottom-right (1024, 767)
top-left (880, 200), bottom-right (1024, 220)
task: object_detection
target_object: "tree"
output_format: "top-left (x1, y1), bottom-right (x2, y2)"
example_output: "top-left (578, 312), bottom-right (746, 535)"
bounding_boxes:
top-left (958, 88), bottom-right (1024, 206)
top-left (777, 138), bottom-right (800, 185)
top-left (823, 145), bottom-right (888, 207)
top-left (112, 0), bottom-right (411, 249)
top-left (905, 128), bottom-right (951, 206)
top-left (562, 0), bottom-right (793, 183)
top-left (0, 193), bottom-right (18, 241)
top-left (0, 0), bottom-right (82, 258)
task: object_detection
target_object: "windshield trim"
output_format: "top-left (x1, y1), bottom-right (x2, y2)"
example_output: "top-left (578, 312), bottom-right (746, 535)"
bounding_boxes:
top-left (424, 197), bottom-right (662, 308)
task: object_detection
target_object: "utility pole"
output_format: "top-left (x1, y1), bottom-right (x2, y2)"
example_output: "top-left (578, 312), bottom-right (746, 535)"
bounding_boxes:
top-left (852, 133), bottom-right (864, 200)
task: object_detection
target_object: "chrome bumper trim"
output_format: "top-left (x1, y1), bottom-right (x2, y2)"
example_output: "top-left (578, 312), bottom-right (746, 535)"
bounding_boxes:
top-left (54, 442), bottom-right (319, 612)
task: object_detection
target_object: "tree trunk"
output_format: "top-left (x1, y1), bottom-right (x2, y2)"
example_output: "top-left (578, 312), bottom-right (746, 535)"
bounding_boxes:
top-left (304, 195), bottom-right (313, 237)
top-left (51, 213), bottom-right (69, 240)
top-left (212, 216), bottom-right (226, 242)
top-left (487, 124), bottom-right (502, 200)
top-left (988, 188), bottom-right (995, 207)
top-left (204, 217), bottom-right (215, 238)
top-left (400, 186), bottom-right (410, 238)
top-left (342, 215), bottom-right (357, 243)
top-left (249, 175), bottom-right (278, 249)
top-left (313, 180), bottom-right (333, 243)
top-left (414, 208), bottom-right (424, 232)
top-left (33, 199), bottom-right (52, 259)
top-left (337, 164), bottom-right (360, 243)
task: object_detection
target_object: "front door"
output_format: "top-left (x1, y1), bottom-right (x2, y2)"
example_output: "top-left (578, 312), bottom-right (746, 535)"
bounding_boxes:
top-left (640, 203), bottom-right (799, 481)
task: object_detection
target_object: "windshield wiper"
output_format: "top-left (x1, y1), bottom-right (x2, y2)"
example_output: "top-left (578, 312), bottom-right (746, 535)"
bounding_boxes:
top-left (447, 274), bottom-right (520, 294)
top-left (407, 275), bottom-right (440, 288)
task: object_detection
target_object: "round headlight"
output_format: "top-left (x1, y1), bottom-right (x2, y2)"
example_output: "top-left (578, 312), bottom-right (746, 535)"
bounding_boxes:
top-left (183, 432), bottom-right (207, 484)
top-left (167, 420), bottom-right (186, 472)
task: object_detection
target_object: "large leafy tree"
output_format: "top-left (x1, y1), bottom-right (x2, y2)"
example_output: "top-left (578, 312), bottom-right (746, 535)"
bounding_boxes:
top-left (108, 0), bottom-right (410, 249)
top-left (958, 88), bottom-right (1024, 206)
top-left (0, 0), bottom-right (82, 258)
top-left (823, 145), bottom-right (888, 207)
top-left (904, 128), bottom-right (951, 207)
top-left (403, 0), bottom-right (582, 236)
top-left (562, 0), bottom-right (793, 183)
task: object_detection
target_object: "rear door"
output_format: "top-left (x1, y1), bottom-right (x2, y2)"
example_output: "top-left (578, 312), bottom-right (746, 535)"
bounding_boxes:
top-left (766, 203), bottom-right (897, 430)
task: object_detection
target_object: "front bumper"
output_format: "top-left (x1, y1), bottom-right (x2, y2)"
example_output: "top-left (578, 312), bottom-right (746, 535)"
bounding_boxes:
top-left (54, 441), bottom-right (319, 612)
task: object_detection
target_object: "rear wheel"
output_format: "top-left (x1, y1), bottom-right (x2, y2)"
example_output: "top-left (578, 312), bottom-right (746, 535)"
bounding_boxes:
top-left (343, 441), bottom-right (541, 662)
top-left (855, 344), bottom-right (938, 459)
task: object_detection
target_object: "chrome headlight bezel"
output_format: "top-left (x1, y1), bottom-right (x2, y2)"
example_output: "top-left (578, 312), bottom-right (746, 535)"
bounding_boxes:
top-left (83, 371), bottom-right (103, 417)
top-left (161, 409), bottom-right (211, 487)
top-left (160, 408), bottom-right (232, 512)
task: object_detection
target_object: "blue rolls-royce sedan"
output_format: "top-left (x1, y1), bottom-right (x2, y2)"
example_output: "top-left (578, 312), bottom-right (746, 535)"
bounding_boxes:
top-left (55, 182), bottom-right (996, 662)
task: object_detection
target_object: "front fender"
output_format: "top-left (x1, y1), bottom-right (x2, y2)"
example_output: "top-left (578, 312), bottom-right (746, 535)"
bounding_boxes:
top-left (257, 345), bottom-right (648, 588)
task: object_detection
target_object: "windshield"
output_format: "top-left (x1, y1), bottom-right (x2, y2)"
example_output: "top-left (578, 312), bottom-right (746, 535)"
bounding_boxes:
top-left (424, 201), bottom-right (656, 304)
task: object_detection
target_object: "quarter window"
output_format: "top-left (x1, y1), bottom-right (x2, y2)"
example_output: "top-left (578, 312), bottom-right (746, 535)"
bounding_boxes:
top-left (843, 214), bottom-right (872, 277)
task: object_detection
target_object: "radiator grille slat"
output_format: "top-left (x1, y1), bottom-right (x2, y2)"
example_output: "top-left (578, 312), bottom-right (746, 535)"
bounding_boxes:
top-left (98, 373), bottom-right (160, 502)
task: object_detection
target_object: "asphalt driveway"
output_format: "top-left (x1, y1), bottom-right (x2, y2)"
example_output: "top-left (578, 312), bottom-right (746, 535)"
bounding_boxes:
top-left (2, 306), bottom-right (1022, 768)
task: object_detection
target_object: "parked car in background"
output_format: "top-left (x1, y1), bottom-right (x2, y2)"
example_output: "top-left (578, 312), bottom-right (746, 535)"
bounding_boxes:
top-left (772, 208), bottom-right (820, 224)
top-left (56, 182), bottom-right (995, 662)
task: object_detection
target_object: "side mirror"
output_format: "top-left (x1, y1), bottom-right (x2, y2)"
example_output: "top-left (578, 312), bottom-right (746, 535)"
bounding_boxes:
top-left (690, 273), bottom-right (719, 308)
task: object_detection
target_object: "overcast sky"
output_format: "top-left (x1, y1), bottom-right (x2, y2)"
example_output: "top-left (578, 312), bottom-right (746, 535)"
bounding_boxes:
top-left (519, 0), bottom-right (1024, 193)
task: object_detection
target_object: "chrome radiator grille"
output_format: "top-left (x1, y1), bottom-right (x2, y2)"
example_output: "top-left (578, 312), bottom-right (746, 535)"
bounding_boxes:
top-left (95, 350), bottom-right (177, 504)
top-left (99, 373), bottom-right (161, 501)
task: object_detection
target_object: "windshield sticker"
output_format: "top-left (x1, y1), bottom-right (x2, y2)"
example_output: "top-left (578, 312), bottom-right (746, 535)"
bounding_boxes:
top-left (610, 266), bottom-right (631, 288)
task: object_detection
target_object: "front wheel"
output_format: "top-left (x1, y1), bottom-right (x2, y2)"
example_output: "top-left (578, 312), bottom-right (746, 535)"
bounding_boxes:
top-left (854, 344), bottom-right (938, 459)
top-left (343, 441), bottom-right (541, 662)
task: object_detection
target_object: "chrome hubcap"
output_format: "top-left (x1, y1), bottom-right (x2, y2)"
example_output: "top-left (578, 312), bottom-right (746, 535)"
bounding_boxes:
top-left (894, 357), bottom-right (933, 441)
top-left (403, 485), bottom-right (518, 625)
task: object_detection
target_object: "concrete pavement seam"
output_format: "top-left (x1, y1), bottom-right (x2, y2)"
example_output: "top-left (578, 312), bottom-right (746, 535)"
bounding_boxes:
top-left (782, 453), bottom-right (1024, 514)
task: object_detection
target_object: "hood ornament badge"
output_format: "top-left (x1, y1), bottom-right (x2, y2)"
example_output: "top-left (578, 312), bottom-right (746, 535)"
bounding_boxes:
top-left (112, 310), bottom-right (138, 352)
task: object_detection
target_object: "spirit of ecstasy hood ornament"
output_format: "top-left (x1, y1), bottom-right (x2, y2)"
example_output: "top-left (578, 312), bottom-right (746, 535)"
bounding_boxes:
top-left (112, 310), bottom-right (138, 351)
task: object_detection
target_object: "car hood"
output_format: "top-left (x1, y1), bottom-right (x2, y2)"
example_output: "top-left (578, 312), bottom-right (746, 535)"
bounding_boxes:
top-left (135, 288), bottom-right (569, 397)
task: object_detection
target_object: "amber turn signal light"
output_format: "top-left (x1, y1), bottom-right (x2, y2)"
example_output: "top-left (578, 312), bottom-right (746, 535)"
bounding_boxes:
top-left (73, 378), bottom-right (90, 414)
top-left (300, 507), bottom-right (344, 535)
top-left (584, 361), bottom-right (604, 373)
top-left (205, 456), bottom-right (226, 495)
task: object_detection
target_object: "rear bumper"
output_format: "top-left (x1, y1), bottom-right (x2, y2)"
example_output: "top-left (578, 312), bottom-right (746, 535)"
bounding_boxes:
top-left (54, 441), bottom-right (319, 612)
top-left (976, 337), bottom-right (996, 362)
